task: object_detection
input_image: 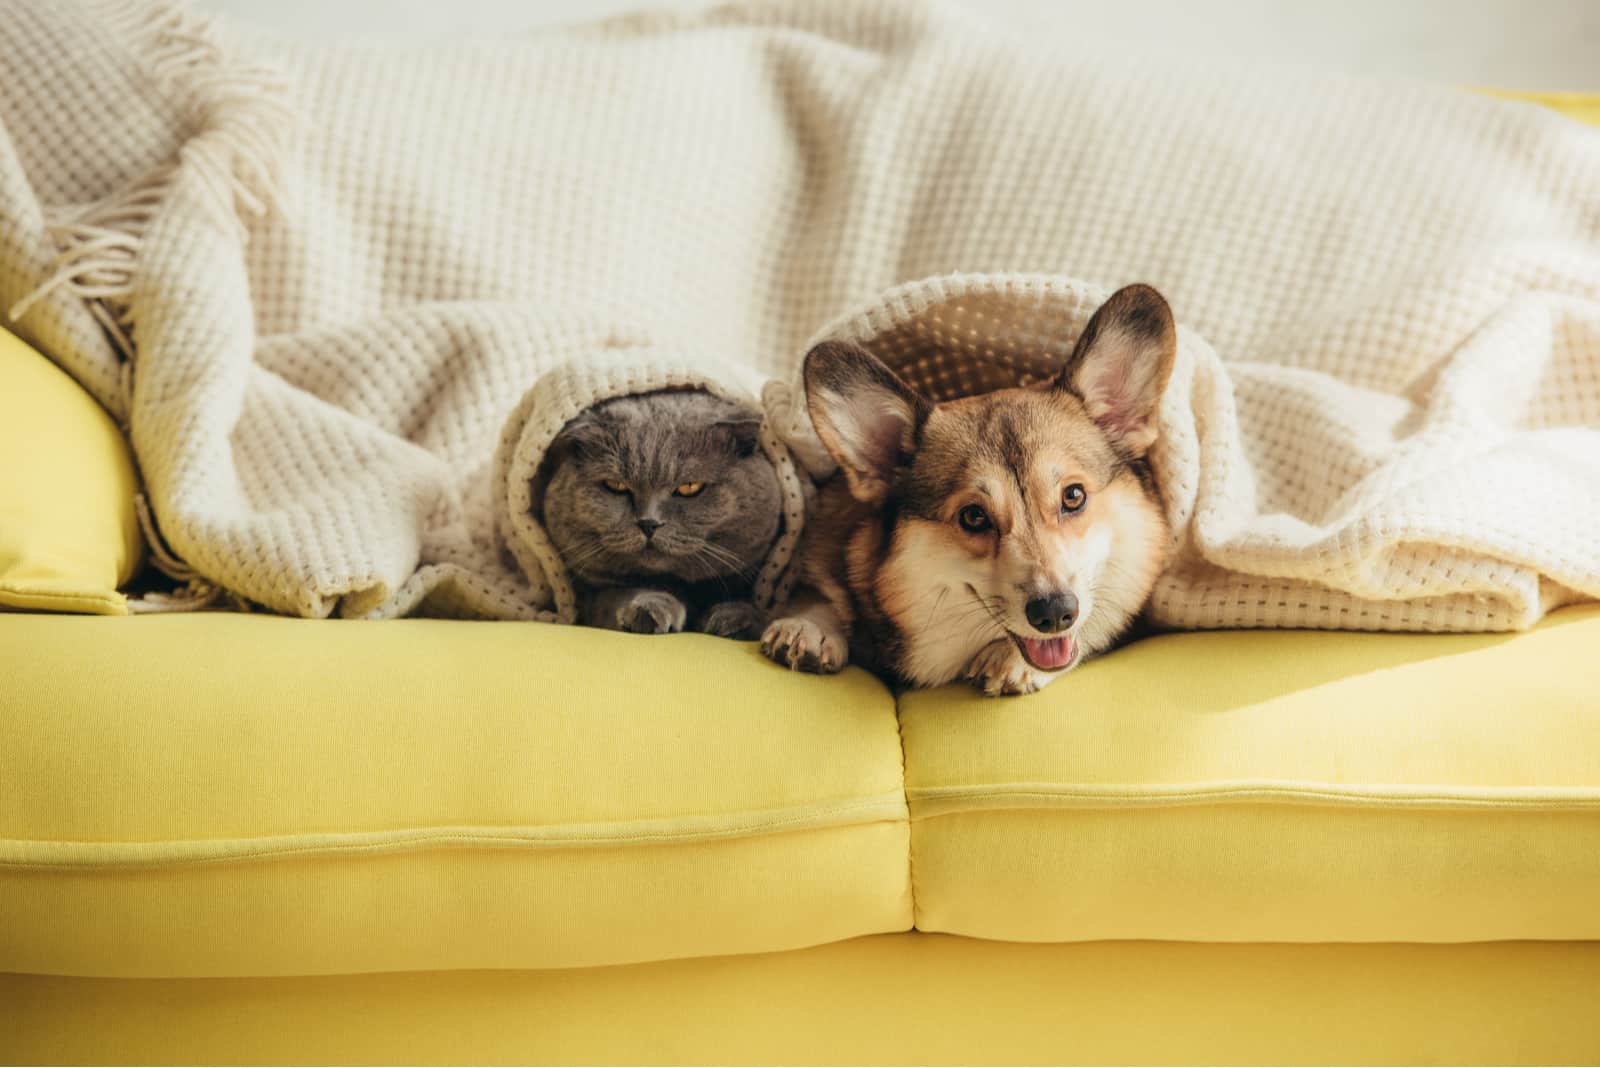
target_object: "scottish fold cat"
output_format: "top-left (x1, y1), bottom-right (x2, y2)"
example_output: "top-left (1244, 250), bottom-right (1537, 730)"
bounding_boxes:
top-left (541, 390), bottom-right (783, 639)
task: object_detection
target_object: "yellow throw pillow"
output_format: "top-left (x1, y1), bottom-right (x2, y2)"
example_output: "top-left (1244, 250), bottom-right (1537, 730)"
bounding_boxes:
top-left (0, 327), bottom-right (141, 614)
top-left (1481, 89), bottom-right (1600, 128)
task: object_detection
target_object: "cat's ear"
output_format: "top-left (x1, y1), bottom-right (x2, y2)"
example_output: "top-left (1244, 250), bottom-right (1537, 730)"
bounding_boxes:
top-left (533, 412), bottom-right (606, 519)
top-left (1054, 284), bottom-right (1176, 456)
top-left (713, 416), bottom-right (764, 459)
top-left (549, 410), bottom-right (609, 461)
top-left (804, 340), bottom-right (930, 505)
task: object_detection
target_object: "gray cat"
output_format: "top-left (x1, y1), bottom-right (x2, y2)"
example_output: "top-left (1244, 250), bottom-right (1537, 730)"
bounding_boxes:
top-left (541, 389), bottom-right (783, 639)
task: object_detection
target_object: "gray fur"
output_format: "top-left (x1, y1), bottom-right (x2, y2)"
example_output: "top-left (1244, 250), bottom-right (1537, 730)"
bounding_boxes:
top-left (542, 389), bottom-right (783, 639)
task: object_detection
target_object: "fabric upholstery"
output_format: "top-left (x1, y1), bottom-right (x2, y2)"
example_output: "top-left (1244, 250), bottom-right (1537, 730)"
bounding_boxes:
top-left (4, 934), bottom-right (1599, 1065)
top-left (902, 605), bottom-right (1600, 943)
top-left (5, 609), bottom-right (1599, 977)
top-left (0, 327), bottom-right (140, 615)
top-left (0, 615), bottom-right (910, 977)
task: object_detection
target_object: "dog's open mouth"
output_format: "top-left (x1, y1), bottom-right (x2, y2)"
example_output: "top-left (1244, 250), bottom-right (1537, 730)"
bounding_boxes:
top-left (1012, 633), bottom-right (1078, 672)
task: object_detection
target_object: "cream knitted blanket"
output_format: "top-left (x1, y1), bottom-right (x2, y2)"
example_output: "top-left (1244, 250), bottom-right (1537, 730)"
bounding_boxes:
top-left (3, 0), bottom-right (1598, 630)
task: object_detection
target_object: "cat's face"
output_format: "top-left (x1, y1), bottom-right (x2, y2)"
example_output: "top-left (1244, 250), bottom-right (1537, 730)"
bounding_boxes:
top-left (541, 391), bottom-right (784, 586)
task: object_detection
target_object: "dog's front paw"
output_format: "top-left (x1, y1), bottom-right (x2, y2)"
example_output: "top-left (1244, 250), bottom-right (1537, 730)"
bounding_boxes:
top-left (761, 617), bottom-right (847, 674)
top-left (613, 590), bottom-right (687, 635)
top-left (965, 638), bottom-right (1055, 697)
top-left (697, 600), bottom-right (764, 641)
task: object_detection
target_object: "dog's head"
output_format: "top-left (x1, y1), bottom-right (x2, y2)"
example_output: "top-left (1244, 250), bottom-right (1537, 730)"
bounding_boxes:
top-left (804, 284), bottom-right (1176, 685)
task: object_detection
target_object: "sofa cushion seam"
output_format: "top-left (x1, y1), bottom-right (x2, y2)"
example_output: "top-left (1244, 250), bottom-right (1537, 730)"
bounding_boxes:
top-left (892, 696), bottom-right (918, 932)
top-left (0, 791), bottom-right (911, 871)
top-left (905, 780), bottom-right (1600, 817)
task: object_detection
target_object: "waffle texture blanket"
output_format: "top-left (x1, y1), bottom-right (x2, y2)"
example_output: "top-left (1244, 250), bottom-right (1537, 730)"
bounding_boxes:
top-left (3, 0), bottom-right (1598, 629)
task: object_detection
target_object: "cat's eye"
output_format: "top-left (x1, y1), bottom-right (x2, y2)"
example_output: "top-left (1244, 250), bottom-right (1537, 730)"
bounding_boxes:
top-left (601, 479), bottom-right (629, 494)
top-left (957, 504), bottom-right (992, 533)
top-left (1061, 483), bottom-right (1087, 514)
top-left (673, 482), bottom-right (705, 498)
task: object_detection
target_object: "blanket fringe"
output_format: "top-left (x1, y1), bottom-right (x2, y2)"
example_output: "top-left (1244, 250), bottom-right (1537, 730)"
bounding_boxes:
top-left (8, 0), bottom-right (296, 604)
top-left (7, 0), bottom-right (293, 364)
top-left (130, 492), bottom-right (255, 613)
top-left (127, 578), bottom-right (251, 614)
top-left (133, 493), bottom-right (199, 583)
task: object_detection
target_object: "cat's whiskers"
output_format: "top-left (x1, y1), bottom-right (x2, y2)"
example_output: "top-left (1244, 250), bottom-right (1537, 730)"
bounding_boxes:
top-left (562, 537), bottom-right (612, 572)
top-left (684, 540), bottom-right (758, 592)
top-left (689, 549), bottom-right (739, 599)
top-left (681, 537), bottom-right (747, 575)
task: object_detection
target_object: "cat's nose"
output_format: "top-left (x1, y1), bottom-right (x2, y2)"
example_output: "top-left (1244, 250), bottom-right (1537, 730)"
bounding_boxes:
top-left (637, 518), bottom-right (663, 540)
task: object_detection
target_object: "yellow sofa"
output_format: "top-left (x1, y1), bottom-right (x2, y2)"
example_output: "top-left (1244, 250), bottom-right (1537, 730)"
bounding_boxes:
top-left (4, 96), bottom-right (1600, 1068)
top-left (3, 608), bottom-right (1600, 1065)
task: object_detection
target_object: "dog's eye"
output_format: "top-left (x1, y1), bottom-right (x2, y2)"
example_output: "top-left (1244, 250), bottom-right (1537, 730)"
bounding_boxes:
top-left (957, 504), bottom-right (992, 533)
top-left (673, 482), bottom-right (705, 498)
top-left (601, 479), bottom-right (629, 494)
top-left (1061, 484), bottom-right (1087, 514)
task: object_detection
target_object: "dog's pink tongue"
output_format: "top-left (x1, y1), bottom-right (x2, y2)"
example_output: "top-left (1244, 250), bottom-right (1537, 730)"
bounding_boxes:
top-left (1023, 636), bottom-right (1076, 670)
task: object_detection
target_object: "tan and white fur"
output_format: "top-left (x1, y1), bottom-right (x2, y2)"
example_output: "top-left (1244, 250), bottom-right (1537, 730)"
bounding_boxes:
top-left (762, 285), bottom-right (1177, 695)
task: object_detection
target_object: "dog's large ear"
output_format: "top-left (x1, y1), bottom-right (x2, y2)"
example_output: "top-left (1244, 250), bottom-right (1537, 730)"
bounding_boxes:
top-left (1056, 284), bottom-right (1177, 455)
top-left (804, 340), bottom-right (931, 505)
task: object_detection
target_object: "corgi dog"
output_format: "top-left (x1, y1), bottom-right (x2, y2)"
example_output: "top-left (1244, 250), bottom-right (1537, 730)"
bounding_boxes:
top-left (761, 284), bottom-right (1176, 695)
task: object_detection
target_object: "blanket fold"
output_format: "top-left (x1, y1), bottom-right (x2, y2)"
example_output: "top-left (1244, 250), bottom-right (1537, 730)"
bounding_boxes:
top-left (3, 0), bottom-right (1598, 630)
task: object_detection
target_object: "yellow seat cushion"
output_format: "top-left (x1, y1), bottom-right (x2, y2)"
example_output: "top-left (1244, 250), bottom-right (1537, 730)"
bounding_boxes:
top-left (0, 327), bottom-right (141, 614)
top-left (5, 935), bottom-right (1600, 1065)
top-left (901, 606), bottom-right (1600, 944)
top-left (0, 615), bottom-right (911, 978)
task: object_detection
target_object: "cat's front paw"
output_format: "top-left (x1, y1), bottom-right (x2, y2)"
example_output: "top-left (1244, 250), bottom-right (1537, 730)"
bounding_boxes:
top-left (698, 600), bottom-right (764, 641)
top-left (761, 617), bottom-right (847, 674)
top-left (964, 638), bottom-right (1058, 697)
top-left (613, 590), bottom-right (687, 635)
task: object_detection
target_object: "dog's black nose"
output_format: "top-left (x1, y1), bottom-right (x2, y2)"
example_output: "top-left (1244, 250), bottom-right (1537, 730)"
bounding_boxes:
top-left (1025, 592), bottom-right (1078, 634)
top-left (637, 518), bottom-right (663, 539)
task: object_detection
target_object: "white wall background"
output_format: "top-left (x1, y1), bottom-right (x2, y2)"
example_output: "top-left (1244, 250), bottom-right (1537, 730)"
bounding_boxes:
top-left (199, 0), bottom-right (1599, 91)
